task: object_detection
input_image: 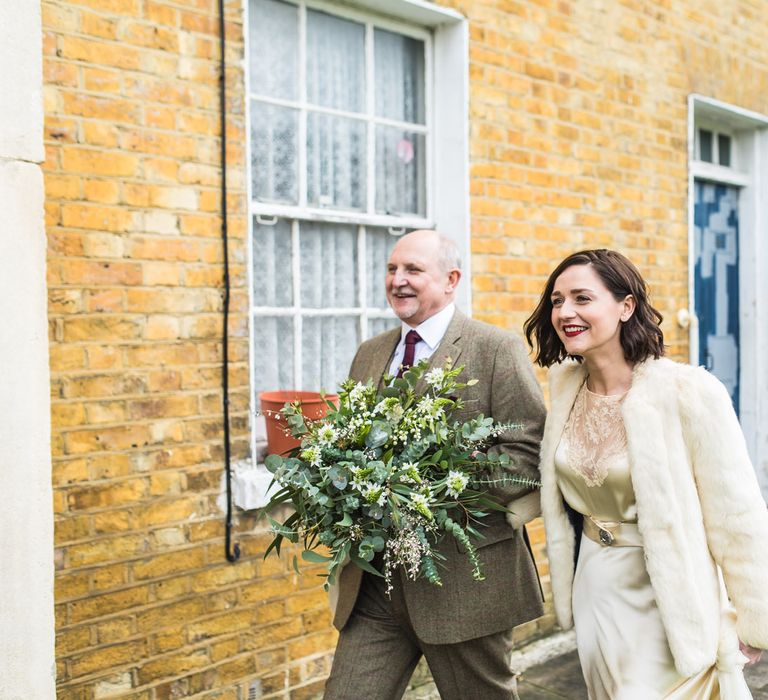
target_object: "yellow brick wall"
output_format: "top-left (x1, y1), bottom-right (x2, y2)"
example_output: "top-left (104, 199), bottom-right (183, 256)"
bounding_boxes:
top-left (43, 0), bottom-right (768, 697)
top-left (458, 0), bottom-right (768, 358)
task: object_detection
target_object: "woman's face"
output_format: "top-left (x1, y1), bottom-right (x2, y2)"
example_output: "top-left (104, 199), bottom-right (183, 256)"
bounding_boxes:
top-left (550, 264), bottom-right (634, 361)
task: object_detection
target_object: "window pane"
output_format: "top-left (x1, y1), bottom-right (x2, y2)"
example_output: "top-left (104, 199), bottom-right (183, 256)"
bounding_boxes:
top-left (307, 113), bottom-right (366, 210)
top-left (252, 218), bottom-right (292, 307)
top-left (366, 226), bottom-right (398, 307)
top-left (249, 0), bottom-right (298, 101)
top-left (302, 316), bottom-right (359, 392)
top-left (699, 129), bottom-right (713, 162)
top-left (375, 128), bottom-right (426, 216)
top-left (307, 10), bottom-right (365, 112)
top-left (368, 317), bottom-right (399, 338)
top-left (374, 29), bottom-right (425, 124)
top-left (251, 101), bottom-right (298, 204)
top-left (253, 316), bottom-right (294, 396)
top-left (300, 222), bottom-right (358, 308)
top-left (718, 134), bottom-right (731, 167)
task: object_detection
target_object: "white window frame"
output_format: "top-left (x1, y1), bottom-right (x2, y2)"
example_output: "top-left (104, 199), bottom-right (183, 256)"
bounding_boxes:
top-left (687, 94), bottom-right (768, 496)
top-left (243, 0), bottom-right (469, 462)
top-left (694, 124), bottom-right (736, 169)
top-left (249, 0), bottom-right (435, 228)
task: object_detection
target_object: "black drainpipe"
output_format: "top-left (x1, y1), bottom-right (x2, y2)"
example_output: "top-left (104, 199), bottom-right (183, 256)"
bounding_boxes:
top-left (219, 0), bottom-right (240, 563)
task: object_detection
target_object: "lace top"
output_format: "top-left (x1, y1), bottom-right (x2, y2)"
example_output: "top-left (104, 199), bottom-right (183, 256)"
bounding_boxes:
top-left (555, 380), bottom-right (638, 522)
top-left (563, 381), bottom-right (628, 487)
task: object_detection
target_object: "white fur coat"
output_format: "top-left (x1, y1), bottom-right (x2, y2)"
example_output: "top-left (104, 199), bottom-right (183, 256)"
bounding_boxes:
top-left (541, 358), bottom-right (768, 676)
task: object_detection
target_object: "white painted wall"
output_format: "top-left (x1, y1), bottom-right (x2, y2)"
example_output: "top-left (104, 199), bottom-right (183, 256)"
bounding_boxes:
top-left (0, 1), bottom-right (56, 697)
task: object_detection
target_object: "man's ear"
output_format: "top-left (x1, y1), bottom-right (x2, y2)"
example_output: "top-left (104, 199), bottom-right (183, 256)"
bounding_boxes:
top-left (446, 268), bottom-right (461, 294)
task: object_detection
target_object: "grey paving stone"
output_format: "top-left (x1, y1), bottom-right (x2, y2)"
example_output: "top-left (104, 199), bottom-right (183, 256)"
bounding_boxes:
top-left (517, 680), bottom-right (572, 699)
top-left (746, 654), bottom-right (768, 691)
top-left (520, 648), bottom-right (768, 699)
top-left (519, 650), bottom-right (588, 700)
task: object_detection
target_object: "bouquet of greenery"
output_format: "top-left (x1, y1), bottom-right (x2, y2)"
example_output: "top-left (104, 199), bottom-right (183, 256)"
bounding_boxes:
top-left (260, 360), bottom-right (539, 593)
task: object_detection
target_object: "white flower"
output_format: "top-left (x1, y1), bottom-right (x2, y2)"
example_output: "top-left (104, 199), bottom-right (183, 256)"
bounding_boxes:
top-left (410, 493), bottom-right (433, 520)
top-left (385, 404), bottom-right (404, 423)
top-left (424, 367), bottom-right (445, 387)
top-left (414, 396), bottom-right (444, 420)
top-left (348, 383), bottom-right (370, 407)
top-left (416, 396), bottom-right (435, 414)
top-left (300, 446), bottom-right (322, 466)
top-left (445, 470), bottom-right (469, 498)
top-left (374, 398), bottom-right (404, 423)
top-left (362, 483), bottom-right (386, 505)
top-left (316, 423), bottom-right (338, 445)
top-left (385, 528), bottom-right (423, 582)
top-left (400, 461), bottom-right (421, 484)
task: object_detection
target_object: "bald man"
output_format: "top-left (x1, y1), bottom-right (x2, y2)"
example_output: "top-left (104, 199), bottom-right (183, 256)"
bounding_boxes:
top-left (324, 231), bottom-right (546, 700)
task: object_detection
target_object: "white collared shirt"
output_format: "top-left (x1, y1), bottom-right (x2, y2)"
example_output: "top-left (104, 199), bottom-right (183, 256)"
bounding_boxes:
top-left (387, 303), bottom-right (456, 377)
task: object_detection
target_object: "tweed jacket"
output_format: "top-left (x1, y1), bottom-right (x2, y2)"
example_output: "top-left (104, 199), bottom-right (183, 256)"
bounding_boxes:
top-left (332, 309), bottom-right (547, 644)
top-left (541, 357), bottom-right (768, 676)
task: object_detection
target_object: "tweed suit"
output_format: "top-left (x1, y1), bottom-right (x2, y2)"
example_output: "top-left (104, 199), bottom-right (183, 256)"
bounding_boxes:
top-left (326, 309), bottom-right (546, 699)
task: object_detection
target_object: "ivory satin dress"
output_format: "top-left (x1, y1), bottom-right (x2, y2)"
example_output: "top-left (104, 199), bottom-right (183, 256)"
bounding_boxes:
top-left (555, 382), bottom-right (750, 700)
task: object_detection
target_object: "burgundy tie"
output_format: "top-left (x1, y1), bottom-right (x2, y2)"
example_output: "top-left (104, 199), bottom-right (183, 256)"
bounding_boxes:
top-left (397, 330), bottom-right (422, 378)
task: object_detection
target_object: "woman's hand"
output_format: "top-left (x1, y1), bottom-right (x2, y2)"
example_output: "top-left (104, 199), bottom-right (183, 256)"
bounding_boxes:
top-left (739, 640), bottom-right (764, 666)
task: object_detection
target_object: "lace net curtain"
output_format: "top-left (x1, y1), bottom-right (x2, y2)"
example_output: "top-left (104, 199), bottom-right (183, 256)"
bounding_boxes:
top-left (249, 0), bottom-right (425, 397)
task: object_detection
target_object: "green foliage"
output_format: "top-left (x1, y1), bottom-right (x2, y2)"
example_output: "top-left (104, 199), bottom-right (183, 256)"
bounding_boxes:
top-left (259, 359), bottom-right (540, 591)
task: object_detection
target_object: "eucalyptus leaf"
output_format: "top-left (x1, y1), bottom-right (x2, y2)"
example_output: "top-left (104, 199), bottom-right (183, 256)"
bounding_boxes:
top-left (332, 476), bottom-right (348, 489)
top-left (365, 422), bottom-right (391, 449)
top-left (357, 544), bottom-right (375, 562)
top-left (350, 554), bottom-right (383, 577)
top-left (302, 550), bottom-right (332, 563)
top-left (370, 461), bottom-right (389, 482)
top-left (264, 453), bottom-right (284, 473)
top-left (403, 368), bottom-right (419, 384)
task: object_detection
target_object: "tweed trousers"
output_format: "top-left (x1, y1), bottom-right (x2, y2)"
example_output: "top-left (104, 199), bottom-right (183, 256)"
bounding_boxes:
top-left (324, 570), bottom-right (520, 700)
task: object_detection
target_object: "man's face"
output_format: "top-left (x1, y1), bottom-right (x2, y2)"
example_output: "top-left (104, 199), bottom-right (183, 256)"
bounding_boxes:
top-left (385, 233), bottom-right (457, 327)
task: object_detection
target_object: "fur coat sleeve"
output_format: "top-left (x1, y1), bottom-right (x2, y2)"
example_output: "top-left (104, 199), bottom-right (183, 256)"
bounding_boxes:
top-left (677, 365), bottom-right (768, 648)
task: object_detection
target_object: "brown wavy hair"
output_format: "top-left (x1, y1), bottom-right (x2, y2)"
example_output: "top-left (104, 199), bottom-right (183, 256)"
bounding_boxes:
top-left (524, 249), bottom-right (665, 367)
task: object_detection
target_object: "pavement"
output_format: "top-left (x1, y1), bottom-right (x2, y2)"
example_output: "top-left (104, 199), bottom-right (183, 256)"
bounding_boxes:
top-left (518, 646), bottom-right (768, 699)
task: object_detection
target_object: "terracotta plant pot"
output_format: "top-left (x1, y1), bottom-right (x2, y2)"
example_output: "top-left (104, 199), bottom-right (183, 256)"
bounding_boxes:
top-left (259, 390), bottom-right (339, 456)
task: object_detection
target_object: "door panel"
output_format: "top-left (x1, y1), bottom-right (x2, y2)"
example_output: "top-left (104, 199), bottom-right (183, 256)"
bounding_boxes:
top-left (693, 181), bottom-right (740, 413)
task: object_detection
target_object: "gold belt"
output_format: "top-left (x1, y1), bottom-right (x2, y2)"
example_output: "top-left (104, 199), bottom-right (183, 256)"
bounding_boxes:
top-left (582, 516), bottom-right (643, 547)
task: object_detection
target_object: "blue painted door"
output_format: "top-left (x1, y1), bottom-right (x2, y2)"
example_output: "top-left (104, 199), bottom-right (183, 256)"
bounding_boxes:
top-left (693, 181), bottom-right (740, 413)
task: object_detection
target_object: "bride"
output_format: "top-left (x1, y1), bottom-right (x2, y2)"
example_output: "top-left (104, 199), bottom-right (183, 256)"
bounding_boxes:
top-left (524, 249), bottom-right (767, 699)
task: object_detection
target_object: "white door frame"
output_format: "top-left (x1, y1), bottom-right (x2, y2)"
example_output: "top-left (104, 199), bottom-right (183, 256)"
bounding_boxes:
top-left (687, 94), bottom-right (768, 496)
